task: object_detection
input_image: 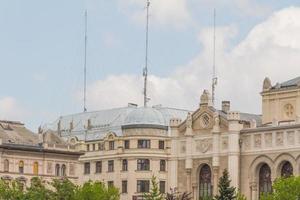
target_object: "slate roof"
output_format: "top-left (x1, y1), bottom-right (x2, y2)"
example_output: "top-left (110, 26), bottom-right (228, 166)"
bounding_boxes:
top-left (270, 76), bottom-right (300, 90)
top-left (0, 120), bottom-right (66, 146)
top-left (45, 106), bottom-right (190, 141)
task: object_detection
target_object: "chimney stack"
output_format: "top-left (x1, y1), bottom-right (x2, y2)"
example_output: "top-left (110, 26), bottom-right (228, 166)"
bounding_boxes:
top-left (222, 101), bottom-right (230, 113)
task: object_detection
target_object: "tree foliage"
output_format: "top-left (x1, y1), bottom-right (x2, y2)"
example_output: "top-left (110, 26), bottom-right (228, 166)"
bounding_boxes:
top-left (214, 169), bottom-right (236, 200)
top-left (260, 176), bottom-right (300, 200)
top-left (0, 177), bottom-right (119, 200)
top-left (143, 176), bottom-right (164, 200)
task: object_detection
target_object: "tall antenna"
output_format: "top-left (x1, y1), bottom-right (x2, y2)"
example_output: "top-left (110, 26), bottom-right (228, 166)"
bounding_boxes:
top-left (212, 8), bottom-right (218, 106)
top-left (143, 0), bottom-right (150, 107)
top-left (83, 10), bottom-right (88, 112)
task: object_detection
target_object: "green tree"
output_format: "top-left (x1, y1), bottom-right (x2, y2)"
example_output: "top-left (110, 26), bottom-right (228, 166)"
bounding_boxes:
top-left (51, 178), bottom-right (76, 200)
top-left (214, 169), bottom-right (236, 200)
top-left (165, 188), bottom-right (192, 200)
top-left (260, 176), bottom-right (300, 200)
top-left (143, 176), bottom-right (164, 200)
top-left (74, 181), bottom-right (119, 200)
top-left (0, 180), bottom-right (25, 200)
top-left (235, 191), bottom-right (247, 200)
top-left (23, 177), bottom-right (53, 200)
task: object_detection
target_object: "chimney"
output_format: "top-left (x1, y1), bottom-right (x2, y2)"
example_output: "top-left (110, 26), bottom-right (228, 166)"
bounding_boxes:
top-left (222, 101), bottom-right (230, 113)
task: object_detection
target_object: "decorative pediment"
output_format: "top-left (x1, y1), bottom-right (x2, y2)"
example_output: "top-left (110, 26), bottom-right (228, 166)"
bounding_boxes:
top-left (178, 106), bottom-right (228, 135)
top-left (104, 132), bottom-right (117, 140)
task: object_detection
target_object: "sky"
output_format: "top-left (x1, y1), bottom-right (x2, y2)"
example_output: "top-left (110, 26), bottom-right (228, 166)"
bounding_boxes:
top-left (0, 0), bottom-right (300, 131)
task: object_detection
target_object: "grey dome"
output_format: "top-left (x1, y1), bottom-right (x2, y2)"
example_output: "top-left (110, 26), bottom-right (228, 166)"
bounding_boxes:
top-left (123, 107), bottom-right (167, 129)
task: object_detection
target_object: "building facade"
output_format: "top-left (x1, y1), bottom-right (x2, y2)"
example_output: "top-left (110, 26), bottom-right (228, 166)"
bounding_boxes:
top-left (0, 120), bottom-right (82, 185)
top-left (3, 76), bottom-right (299, 200)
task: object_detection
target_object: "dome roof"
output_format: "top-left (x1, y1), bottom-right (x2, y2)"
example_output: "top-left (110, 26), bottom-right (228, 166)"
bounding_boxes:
top-left (123, 107), bottom-right (167, 129)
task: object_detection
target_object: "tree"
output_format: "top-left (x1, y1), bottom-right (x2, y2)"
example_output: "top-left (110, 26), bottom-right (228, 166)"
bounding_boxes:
top-left (214, 169), bottom-right (236, 200)
top-left (260, 176), bottom-right (300, 200)
top-left (23, 177), bottom-right (53, 200)
top-left (235, 191), bottom-right (247, 200)
top-left (165, 188), bottom-right (192, 200)
top-left (0, 180), bottom-right (25, 200)
top-left (74, 181), bottom-right (119, 200)
top-left (51, 178), bottom-right (76, 200)
top-left (143, 176), bottom-right (164, 200)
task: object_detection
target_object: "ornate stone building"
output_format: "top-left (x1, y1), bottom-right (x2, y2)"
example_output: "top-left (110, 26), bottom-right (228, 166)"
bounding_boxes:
top-left (0, 120), bottom-right (82, 185)
top-left (41, 76), bottom-right (300, 200)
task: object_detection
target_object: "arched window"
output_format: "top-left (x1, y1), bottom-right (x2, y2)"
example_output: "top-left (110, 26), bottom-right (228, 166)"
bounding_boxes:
top-left (55, 164), bottom-right (60, 176)
top-left (61, 164), bottom-right (66, 176)
top-left (199, 164), bottom-right (212, 199)
top-left (19, 161), bottom-right (24, 174)
top-left (4, 159), bottom-right (9, 172)
top-left (281, 161), bottom-right (293, 177)
top-left (33, 162), bottom-right (39, 175)
top-left (259, 164), bottom-right (272, 196)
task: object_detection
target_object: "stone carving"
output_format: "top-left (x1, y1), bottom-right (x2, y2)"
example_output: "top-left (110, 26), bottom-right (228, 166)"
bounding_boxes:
top-left (180, 141), bottom-right (186, 153)
top-left (221, 137), bottom-right (228, 150)
top-left (276, 132), bottom-right (284, 146)
top-left (186, 112), bottom-right (192, 128)
top-left (264, 133), bottom-right (272, 147)
top-left (287, 131), bottom-right (295, 145)
top-left (47, 162), bottom-right (52, 174)
top-left (196, 139), bottom-right (212, 153)
top-left (243, 135), bottom-right (251, 150)
top-left (254, 134), bottom-right (261, 148)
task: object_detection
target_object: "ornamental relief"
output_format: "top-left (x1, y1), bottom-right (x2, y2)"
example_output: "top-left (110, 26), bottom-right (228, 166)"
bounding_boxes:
top-left (243, 135), bottom-right (251, 150)
top-left (276, 132), bottom-right (284, 146)
top-left (254, 134), bottom-right (261, 148)
top-left (287, 131), bottom-right (295, 145)
top-left (47, 162), bottom-right (52, 174)
top-left (264, 133), bottom-right (272, 147)
top-left (196, 139), bottom-right (212, 153)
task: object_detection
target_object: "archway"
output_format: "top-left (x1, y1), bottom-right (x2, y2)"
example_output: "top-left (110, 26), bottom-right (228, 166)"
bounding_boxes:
top-left (199, 164), bottom-right (212, 199)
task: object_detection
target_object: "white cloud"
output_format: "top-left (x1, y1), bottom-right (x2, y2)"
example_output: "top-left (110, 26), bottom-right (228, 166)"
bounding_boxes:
top-left (118, 0), bottom-right (191, 29)
top-left (0, 97), bottom-right (27, 121)
top-left (84, 6), bottom-right (300, 114)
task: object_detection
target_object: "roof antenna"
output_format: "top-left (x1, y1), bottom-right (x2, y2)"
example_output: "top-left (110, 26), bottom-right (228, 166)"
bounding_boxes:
top-left (143, 0), bottom-right (150, 107)
top-left (83, 10), bottom-right (88, 112)
top-left (212, 8), bottom-right (218, 106)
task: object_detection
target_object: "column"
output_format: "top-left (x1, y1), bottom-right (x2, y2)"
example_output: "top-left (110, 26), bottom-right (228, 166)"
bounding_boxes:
top-left (250, 181), bottom-right (258, 200)
top-left (227, 111), bottom-right (242, 189)
top-left (213, 167), bottom-right (219, 195)
top-left (186, 169), bottom-right (192, 193)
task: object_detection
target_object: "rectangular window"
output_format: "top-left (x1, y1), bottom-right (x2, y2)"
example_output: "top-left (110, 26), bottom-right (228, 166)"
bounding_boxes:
top-left (92, 144), bottom-right (95, 151)
top-left (138, 140), bottom-right (150, 149)
top-left (98, 143), bottom-right (104, 151)
top-left (109, 141), bottom-right (114, 150)
top-left (86, 144), bottom-right (90, 151)
top-left (122, 180), bottom-right (128, 193)
top-left (159, 181), bottom-right (166, 193)
top-left (159, 140), bottom-right (165, 149)
top-left (108, 181), bottom-right (114, 187)
top-left (137, 180), bottom-right (150, 193)
top-left (95, 161), bottom-right (102, 173)
top-left (137, 159), bottom-right (150, 171)
top-left (84, 162), bottom-right (90, 174)
top-left (122, 159), bottom-right (128, 171)
top-left (108, 160), bottom-right (114, 172)
top-left (124, 140), bottom-right (130, 149)
top-left (160, 160), bottom-right (166, 171)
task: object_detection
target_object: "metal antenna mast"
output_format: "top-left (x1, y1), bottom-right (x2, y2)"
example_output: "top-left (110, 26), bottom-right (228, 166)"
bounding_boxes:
top-left (212, 9), bottom-right (218, 106)
top-left (83, 10), bottom-right (88, 112)
top-left (143, 0), bottom-right (150, 107)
